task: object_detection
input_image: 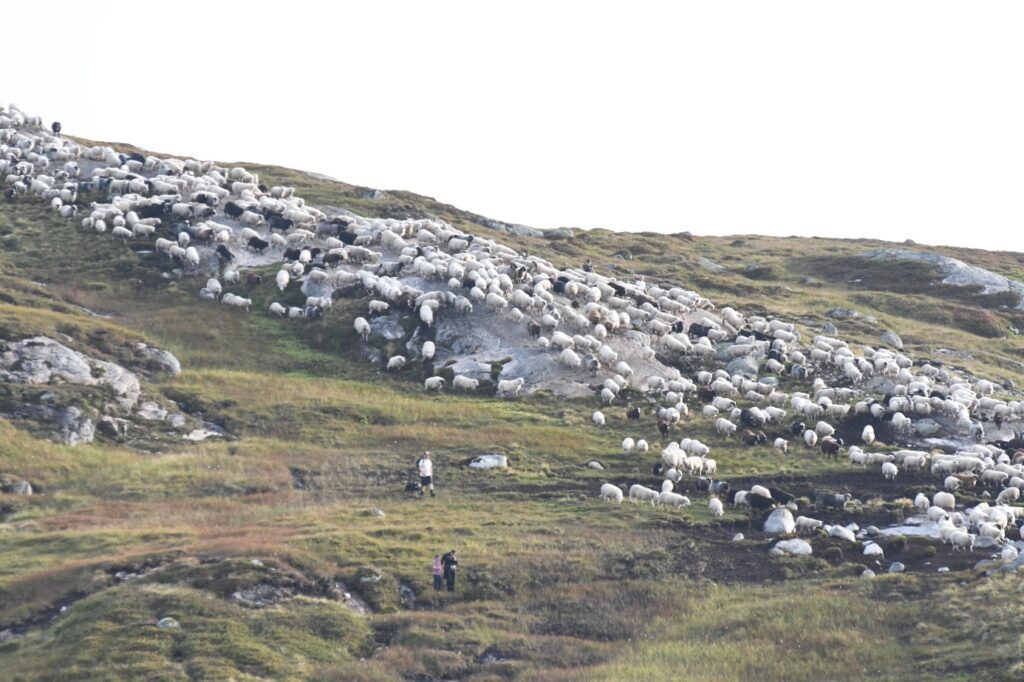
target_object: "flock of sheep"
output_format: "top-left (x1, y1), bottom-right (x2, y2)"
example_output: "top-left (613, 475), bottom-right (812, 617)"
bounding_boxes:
top-left (5, 102), bottom-right (1024, 568)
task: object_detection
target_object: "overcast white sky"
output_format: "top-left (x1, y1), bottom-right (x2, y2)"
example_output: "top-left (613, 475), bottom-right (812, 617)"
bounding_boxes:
top-left (7, 2), bottom-right (1023, 250)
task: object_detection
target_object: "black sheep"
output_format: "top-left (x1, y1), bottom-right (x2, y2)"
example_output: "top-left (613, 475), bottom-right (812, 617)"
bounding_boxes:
top-left (215, 245), bottom-right (235, 263)
top-left (790, 421), bottom-right (806, 437)
top-left (768, 487), bottom-right (795, 505)
top-left (627, 406), bottom-right (641, 420)
top-left (688, 322), bottom-right (712, 339)
top-left (322, 252), bottom-right (344, 267)
top-left (224, 201), bottom-right (244, 219)
top-left (746, 492), bottom-right (775, 510)
top-left (283, 247), bottom-right (302, 261)
top-left (268, 214), bottom-right (294, 232)
top-left (247, 236), bottom-right (269, 254)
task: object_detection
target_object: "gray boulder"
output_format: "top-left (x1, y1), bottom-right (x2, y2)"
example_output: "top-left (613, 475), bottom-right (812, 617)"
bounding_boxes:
top-left (11, 480), bottom-right (33, 495)
top-left (543, 228), bottom-right (574, 240)
top-left (99, 415), bottom-right (130, 439)
top-left (826, 308), bottom-right (860, 319)
top-left (0, 337), bottom-right (141, 408)
top-left (888, 562), bottom-right (906, 573)
top-left (881, 330), bottom-right (904, 350)
top-left (822, 322), bottom-right (837, 336)
top-left (56, 406), bottom-right (95, 446)
top-left (914, 418), bottom-right (943, 438)
top-left (697, 257), bottom-right (726, 274)
top-left (726, 356), bottom-right (760, 379)
top-left (156, 617), bottom-right (180, 629)
top-left (586, 460), bottom-right (604, 470)
top-left (470, 454), bottom-right (508, 469)
top-left (770, 538), bottom-right (812, 556)
top-left (134, 343), bottom-right (182, 377)
top-left (763, 508), bottom-right (796, 535)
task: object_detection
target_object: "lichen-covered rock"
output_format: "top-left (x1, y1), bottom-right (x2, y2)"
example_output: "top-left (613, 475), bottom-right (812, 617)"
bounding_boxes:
top-left (134, 343), bottom-right (181, 377)
top-left (0, 337), bottom-right (141, 408)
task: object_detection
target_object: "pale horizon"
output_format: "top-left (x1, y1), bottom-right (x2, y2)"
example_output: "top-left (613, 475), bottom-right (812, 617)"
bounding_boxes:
top-left (7, 1), bottom-right (1023, 252)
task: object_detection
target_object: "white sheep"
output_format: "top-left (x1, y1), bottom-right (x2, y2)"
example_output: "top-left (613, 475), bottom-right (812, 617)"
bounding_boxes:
top-left (773, 438), bottom-right (788, 453)
top-left (387, 356), bottom-right (406, 371)
top-left (592, 411), bottom-right (606, 426)
top-left (622, 438), bottom-right (635, 453)
top-left (933, 491), bottom-right (956, 511)
top-left (276, 270), bottom-right (290, 292)
top-left (422, 341), bottom-right (436, 360)
top-left (424, 376), bottom-right (446, 392)
top-left (452, 375), bottom-right (479, 391)
top-left (795, 516), bottom-right (823, 534)
top-left (636, 439), bottom-right (649, 453)
top-left (881, 462), bottom-right (898, 480)
top-left (600, 483), bottom-right (624, 504)
top-left (354, 317), bottom-right (371, 341)
top-left (629, 484), bottom-right (660, 506)
top-left (709, 497), bottom-right (724, 517)
top-left (715, 417), bottom-right (737, 438)
top-left (659, 492), bottom-right (691, 509)
top-left (497, 377), bottom-right (525, 398)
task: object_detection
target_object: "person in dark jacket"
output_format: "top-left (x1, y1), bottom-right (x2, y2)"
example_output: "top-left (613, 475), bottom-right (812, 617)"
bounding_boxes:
top-left (582, 258), bottom-right (593, 273)
top-left (51, 121), bottom-right (62, 137)
top-left (441, 549), bottom-right (458, 592)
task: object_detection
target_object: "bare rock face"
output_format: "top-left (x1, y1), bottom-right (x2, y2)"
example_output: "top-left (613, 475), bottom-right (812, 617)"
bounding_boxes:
top-left (0, 337), bottom-right (141, 408)
top-left (880, 330), bottom-right (904, 350)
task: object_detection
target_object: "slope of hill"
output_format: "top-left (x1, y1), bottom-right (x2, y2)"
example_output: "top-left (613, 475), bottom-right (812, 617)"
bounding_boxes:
top-left (2, 108), bottom-right (1024, 681)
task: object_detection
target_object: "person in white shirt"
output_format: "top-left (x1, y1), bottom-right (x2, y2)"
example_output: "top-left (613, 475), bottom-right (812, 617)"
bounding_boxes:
top-left (416, 451), bottom-right (435, 497)
top-left (635, 274), bottom-right (647, 292)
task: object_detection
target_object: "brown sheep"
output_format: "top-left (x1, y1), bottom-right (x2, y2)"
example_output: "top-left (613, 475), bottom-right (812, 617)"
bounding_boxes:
top-left (820, 436), bottom-right (843, 458)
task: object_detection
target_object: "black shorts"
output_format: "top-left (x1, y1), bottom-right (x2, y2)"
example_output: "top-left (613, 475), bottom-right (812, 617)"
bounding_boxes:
top-left (420, 475), bottom-right (432, 486)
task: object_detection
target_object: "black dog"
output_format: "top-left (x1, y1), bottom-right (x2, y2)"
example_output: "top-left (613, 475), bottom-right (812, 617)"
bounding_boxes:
top-left (405, 480), bottom-right (423, 495)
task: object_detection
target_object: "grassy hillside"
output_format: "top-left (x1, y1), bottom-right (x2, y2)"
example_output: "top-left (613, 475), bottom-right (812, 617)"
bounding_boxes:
top-left (2, 154), bottom-right (1024, 680)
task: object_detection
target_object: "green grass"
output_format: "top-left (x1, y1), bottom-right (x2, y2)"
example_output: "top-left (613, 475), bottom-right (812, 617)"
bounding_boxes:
top-left (2, 156), bottom-right (1024, 679)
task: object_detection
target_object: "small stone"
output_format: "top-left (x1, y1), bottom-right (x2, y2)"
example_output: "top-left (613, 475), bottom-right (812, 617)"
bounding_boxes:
top-left (888, 562), bottom-right (905, 573)
top-left (861, 569), bottom-right (876, 579)
top-left (1003, 379), bottom-right (1016, 390)
top-left (732, 533), bottom-right (744, 542)
top-left (937, 567), bottom-right (950, 573)
top-left (863, 542), bottom-right (884, 557)
top-left (368, 508), bottom-right (386, 518)
top-left (250, 559), bottom-right (264, 567)
top-left (156, 617), bottom-right (180, 629)
top-left (822, 322), bottom-right (837, 336)
top-left (586, 460), bottom-right (604, 470)
top-left (865, 525), bottom-right (880, 537)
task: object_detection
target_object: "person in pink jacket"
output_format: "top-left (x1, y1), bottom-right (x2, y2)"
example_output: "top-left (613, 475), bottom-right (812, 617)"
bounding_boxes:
top-left (432, 554), bottom-right (443, 591)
